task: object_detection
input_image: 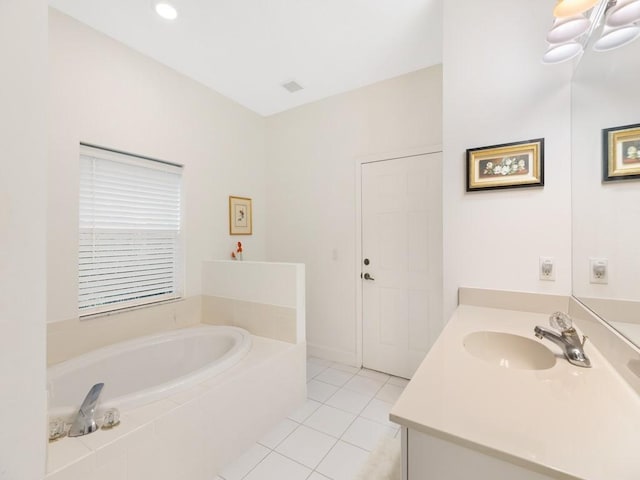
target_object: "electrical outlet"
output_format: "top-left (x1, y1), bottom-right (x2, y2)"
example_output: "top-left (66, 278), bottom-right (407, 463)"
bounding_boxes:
top-left (590, 258), bottom-right (608, 284)
top-left (539, 256), bottom-right (555, 281)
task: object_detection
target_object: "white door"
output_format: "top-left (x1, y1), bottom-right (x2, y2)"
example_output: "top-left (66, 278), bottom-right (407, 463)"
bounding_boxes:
top-left (361, 153), bottom-right (442, 379)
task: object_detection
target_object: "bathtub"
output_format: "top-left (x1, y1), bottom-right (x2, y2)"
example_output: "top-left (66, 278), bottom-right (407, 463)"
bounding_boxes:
top-left (47, 325), bottom-right (252, 419)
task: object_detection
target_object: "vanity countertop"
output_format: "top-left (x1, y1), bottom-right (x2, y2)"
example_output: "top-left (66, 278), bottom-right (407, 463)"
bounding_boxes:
top-left (390, 304), bottom-right (640, 480)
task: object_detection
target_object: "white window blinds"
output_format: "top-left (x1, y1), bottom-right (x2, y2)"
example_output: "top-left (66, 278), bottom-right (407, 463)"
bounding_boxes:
top-left (79, 145), bottom-right (183, 315)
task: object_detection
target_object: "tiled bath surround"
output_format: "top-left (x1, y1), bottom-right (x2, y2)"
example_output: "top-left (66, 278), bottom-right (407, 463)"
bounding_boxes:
top-left (46, 337), bottom-right (306, 480)
top-left (47, 261), bottom-right (305, 365)
top-left (202, 261), bottom-right (306, 344)
top-left (203, 296), bottom-right (298, 344)
top-left (46, 260), bottom-right (307, 479)
top-left (47, 297), bottom-right (202, 365)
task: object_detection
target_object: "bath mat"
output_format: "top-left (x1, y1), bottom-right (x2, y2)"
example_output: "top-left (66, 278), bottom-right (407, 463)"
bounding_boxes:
top-left (354, 434), bottom-right (402, 480)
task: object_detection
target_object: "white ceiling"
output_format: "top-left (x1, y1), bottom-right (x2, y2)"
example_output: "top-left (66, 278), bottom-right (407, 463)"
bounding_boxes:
top-left (48, 0), bottom-right (442, 116)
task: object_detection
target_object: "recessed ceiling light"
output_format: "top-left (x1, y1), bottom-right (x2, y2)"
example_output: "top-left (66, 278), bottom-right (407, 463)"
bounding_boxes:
top-left (155, 2), bottom-right (178, 21)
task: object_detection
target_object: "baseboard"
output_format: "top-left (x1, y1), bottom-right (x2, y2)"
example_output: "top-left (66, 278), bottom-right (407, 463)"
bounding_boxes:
top-left (307, 342), bottom-right (359, 367)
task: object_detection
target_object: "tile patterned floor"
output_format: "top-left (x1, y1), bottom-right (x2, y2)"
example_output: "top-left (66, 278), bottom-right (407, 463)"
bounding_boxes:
top-left (215, 357), bottom-right (408, 480)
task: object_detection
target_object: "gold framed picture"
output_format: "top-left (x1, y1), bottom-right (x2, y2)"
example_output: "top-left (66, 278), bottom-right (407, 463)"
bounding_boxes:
top-left (229, 196), bottom-right (252, 235)
top-left (603, 123), bottom-right (640, 182)
top-left (466, 138), bottom-right (545, 192)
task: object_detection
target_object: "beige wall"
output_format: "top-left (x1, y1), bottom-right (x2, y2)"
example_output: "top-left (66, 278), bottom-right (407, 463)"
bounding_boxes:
top-left (201, 260), bottom-right (306, 344)
top-left (47, 2), bottom-right (576, 371)
top-left (48, 12), bottom-right (443, 365)
top-left (265, 66), bottom-right (443, 364)
top-left (48, 9), bottom-right (268, 325)
top-left (442, 0), bottom-right (573, 320)
top-left (0, 0), bottom-right (48, 478)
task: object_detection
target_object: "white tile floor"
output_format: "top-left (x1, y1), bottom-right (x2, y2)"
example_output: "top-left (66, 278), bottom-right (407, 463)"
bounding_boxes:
top-left (215, 357), bottom-right (409, 480)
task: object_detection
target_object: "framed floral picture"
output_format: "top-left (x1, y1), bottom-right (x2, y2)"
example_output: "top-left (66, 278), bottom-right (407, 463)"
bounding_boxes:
top-left (229, 196), bottom-right (252, 235)
top-left (603, 123), bottom-right (640, 182)
top-left (466, 138), bottom-right (545, 192)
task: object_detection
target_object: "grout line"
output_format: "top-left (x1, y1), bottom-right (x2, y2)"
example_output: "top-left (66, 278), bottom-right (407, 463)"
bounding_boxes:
top-left (236, 446), bottom-right (269, 480)
top-left (307, 372), bottom-right (374, 478)
top-left (313, 375), bottom-right (386, 398)
top-left (229, 359), bottom-right (407, 480)
top-left (306, 366), bottom-right (366, 479)
top-left (240, 449), bottom-right (320, 480)
top-left (274, 443), bottom-right (339, 479)
top-left (257, 417), bottom-right (301, 451)
top-left (279, 436), bottom-right (340, 475)
top-left (309, 375), bottom-right (403, 423)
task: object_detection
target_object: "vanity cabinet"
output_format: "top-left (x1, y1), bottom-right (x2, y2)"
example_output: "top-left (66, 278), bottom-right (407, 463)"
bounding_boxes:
top-left (404, 428), bottom-right (557, 480)
top-left (390, 291), bottom-right (640, 480)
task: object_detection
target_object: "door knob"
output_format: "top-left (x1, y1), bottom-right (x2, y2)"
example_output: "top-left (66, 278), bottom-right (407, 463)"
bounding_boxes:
top-left (363, 273), bottom-right (375, 281)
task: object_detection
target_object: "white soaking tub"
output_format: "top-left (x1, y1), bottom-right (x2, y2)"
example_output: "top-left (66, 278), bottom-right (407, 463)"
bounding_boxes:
top-left (47, 325), bottom-right (252, 419)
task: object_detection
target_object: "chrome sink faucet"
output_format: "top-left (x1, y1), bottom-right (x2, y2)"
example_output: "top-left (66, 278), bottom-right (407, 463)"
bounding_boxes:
top-left (68, 383), bottom-right (104, 437)
top-left (534, 312), bottom-right (591, 368)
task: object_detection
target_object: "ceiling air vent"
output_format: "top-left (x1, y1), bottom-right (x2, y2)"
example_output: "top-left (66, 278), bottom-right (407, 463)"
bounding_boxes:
top-left (282, 80), bottom-right (304, 93)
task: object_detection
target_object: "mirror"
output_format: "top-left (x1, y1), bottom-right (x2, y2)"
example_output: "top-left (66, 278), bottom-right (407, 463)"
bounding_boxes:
top-left (571, 37), bottom-right (640, 348)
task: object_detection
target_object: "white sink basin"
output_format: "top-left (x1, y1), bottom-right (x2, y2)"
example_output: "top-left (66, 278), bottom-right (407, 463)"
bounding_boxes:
top-left (463, 331), bottom-right (556, 370)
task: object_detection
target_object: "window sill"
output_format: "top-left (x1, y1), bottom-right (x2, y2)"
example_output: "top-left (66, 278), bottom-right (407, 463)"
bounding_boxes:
top-left (79, 297), bottom-right (183, 321)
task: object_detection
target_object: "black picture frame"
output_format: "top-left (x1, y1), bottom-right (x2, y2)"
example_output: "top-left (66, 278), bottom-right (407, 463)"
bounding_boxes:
top-left (602, 123), bottom-right (640, 183)
top-left (466, 138), bottom-right (545, 192)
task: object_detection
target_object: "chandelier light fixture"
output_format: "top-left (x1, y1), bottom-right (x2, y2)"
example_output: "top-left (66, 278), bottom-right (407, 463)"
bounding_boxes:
top-left (543, 0), bottom-right (640, 63)
top-left (553, 0), bottom-right (600, 17)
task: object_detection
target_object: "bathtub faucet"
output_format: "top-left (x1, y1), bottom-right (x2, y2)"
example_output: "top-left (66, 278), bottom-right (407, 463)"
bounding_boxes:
top-left (68, 383), bottom-right (104, 437)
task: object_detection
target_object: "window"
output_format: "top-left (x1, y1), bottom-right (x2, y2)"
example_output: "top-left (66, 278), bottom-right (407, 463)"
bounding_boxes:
top-left (79, 144), bottom-right (183, 315)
